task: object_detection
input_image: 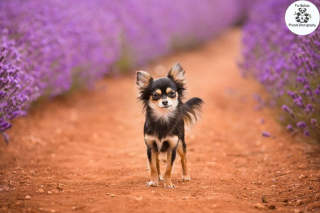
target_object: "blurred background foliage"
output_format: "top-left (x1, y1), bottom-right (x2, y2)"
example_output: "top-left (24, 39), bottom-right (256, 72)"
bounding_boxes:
top-left (0, 0), bottom-right (253, 138)
top-left (242, 0), bottom-right (320, 142)
top-left (1, 0), bottom-right (319, 142)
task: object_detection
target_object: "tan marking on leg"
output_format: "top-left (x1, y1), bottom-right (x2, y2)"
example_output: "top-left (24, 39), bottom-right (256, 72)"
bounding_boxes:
top-left (164, 150), bottom-right (175, 188)
top-left (156, 157), bottom-right (164, 181)
top-left (177, 142), bottom-right (191, 181)
top-left (146, 149), bottom-right (158, 187)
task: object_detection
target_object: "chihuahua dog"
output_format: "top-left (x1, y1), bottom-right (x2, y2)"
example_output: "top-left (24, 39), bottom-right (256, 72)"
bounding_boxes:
top-left (136, 63), bottom-right (203, 188)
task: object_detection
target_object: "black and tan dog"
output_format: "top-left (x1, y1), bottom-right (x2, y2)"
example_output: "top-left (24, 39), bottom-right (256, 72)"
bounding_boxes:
top-left (136, 63), bottom-right (203, 188)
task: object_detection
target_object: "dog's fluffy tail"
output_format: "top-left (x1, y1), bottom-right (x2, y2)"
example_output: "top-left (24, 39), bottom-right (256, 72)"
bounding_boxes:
top-left (182, 97), bottom-right (204, 129)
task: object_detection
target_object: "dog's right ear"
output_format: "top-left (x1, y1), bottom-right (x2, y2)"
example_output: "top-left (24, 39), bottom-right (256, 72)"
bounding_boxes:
top-left (136, 71), bottom-right (153, 90)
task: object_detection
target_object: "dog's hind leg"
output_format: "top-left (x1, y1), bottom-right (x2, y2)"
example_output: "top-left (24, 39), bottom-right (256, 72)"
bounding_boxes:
top-left (177, 141), bottom-right (191, 181)
top-left (146, 148), bottom-right (159, 187)
top-left (164, 149), bottom-right (176, 188)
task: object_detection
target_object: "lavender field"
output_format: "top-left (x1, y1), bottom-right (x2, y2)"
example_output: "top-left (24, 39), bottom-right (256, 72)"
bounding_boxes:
top-left (242, 0), bottom-right (320, 141)
top-left (0, 0), bottom-right (252, 139)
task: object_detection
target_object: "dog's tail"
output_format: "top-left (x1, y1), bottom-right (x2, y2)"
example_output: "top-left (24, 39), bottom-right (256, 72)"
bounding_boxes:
top-left (181, 97), bottom-right (204, 129)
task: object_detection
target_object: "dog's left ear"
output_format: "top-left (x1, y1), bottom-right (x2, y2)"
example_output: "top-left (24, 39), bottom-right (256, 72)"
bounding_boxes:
top-left (136, 71), bottom-right (153, 90)
top-left (167, 63), bottom-right (186, 85)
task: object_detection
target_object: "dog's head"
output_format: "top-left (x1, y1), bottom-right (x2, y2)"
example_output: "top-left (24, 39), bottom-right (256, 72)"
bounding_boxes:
top-left (136, 63), bottom-right (186, 118)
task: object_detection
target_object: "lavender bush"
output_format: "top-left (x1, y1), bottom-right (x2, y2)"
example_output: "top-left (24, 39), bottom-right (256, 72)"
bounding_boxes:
top-left (0, 0), bottom-right (252, 140)
top-left (241, 0), bottom-right (320, 141)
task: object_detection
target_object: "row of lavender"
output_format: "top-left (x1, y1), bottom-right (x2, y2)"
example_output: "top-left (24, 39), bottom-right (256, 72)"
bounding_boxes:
top-left (241, 0), bottom-right (320, 141)
top-left (0, 0), bottom-right (251, 140)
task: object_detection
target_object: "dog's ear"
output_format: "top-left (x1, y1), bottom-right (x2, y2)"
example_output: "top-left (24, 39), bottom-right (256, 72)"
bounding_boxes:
top-left (136, 71), bottom-right (153, 90)
top-left (167, 63), bottom-right (186, 85)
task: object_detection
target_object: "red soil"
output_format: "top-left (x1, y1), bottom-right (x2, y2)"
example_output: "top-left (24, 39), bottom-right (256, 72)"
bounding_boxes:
top-left (0, 29), bottom-right (319, 213)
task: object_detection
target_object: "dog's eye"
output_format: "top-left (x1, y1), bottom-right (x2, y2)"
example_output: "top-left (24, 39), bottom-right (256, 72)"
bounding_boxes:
top-left (169, 91), bottom-right (175, 95)
top-left (153, 93), bottom-right (160, 99)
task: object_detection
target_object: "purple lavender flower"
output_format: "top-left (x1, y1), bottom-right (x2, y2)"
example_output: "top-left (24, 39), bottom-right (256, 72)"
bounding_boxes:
top-left (306, 91), bottom-right (313, 97)
top-left (296, 122), bottom-right (307, 129)
top-left (282, 105), bottom-right (290, 112)
top-left (304, 84), bottom-right (312, 91)
top-left (306, 104), bottom-right (314, 112)
top-left (311, 119), bottom-right (317, 124)
top-left (287, 124), bottom-right (293, 131)
top-left (293, 96), bottom-right (304, 107)
top-left (1, 132), bottom-right (9, 143)
top-left (262, 131), bottom-right (270, 137)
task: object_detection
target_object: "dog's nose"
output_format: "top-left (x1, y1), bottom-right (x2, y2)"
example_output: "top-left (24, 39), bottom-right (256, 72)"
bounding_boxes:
top-left (162, 100), bottom-right (168, 106)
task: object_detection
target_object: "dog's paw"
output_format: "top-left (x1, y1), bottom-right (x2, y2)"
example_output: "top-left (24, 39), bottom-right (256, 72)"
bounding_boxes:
top-left (146, 181), bottom-right (158, 187)
top-left (164, 183), bottom-right (176, 189)
top-left (158, 175), bottom-right (164, 181)
top-left (182, 175), bottom-right (191, 182)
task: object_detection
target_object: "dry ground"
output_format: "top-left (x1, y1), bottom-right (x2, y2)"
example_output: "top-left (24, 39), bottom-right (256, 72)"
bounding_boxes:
top-left (0, 29), bottom-right (320, 213)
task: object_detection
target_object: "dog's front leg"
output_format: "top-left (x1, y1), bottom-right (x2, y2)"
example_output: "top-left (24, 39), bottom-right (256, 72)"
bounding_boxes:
top-left (146, 148), bottom-right (158, 187)
top-left (156, 156), bottom-right (164, 181)
top-left (164, 149), bottom-right (176, 188)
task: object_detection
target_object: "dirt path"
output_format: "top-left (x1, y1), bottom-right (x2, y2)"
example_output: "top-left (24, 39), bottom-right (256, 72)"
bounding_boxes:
top-left (1, 29), bottom-right (320, 213)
